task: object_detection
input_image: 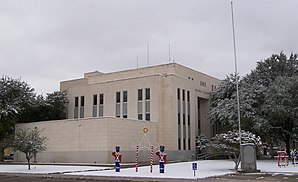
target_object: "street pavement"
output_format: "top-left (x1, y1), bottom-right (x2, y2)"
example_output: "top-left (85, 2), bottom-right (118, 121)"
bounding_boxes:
top-left (0, 173), bottom-right (298, 182)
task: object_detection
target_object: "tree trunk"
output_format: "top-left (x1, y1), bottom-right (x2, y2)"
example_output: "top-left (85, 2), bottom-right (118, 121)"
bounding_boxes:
top-left (285, 136), bottom-right (291, 156)
top-left (229, 154), bottom-right (240, 171)
top-left (0, 146), bottom-right (4, 162)
top-left (27, 159), bottom-right (31, 170)
top-left (26, 155), bottom-right (31, 170)
top-left (270, 139), bottom-right (274, 159)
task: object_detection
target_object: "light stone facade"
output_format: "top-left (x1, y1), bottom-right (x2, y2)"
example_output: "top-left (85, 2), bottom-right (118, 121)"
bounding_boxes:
top-left (15, 63), bottom-right (221, 163)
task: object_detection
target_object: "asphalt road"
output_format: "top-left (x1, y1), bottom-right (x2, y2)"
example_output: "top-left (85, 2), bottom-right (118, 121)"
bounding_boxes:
top-left (0, 173), bottom-right (298, 182)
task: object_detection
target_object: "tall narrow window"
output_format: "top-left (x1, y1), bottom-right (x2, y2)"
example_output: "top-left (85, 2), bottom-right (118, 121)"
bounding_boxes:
top-left (137, 89), bottom-right (143, 120)
top-left (116, 92), bottom-right (120, 117)
top-left (80, 96), bottom-right (85, 118)
top-left (145, 88), bottom-right (150, 121)
top-left (99, 94), bottom-right (104, 117)
top-left (123, 91), bottom-right (128, 118)
top-left (197, 97), bottom-right (201, 135)
top-left (187, 91), bottom-right (191, 150)
top-left (182, 89), bottom-right (186, 125)
top-left (92, 94), bottom-right (97, 117)
top-left (182, 89), bottom-right (186, 150)
top-left (74, 97), bottom-right (79, 119)
top-left (177, 88), bottom-right (181, 150)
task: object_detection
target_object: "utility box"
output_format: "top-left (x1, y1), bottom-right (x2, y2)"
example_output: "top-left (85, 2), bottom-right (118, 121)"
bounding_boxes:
top-left (241, 143), bottom-right (258, 172)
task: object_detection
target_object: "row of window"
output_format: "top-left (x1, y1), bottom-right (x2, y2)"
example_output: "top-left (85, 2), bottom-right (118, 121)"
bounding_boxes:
top-left (177, 88), bottom-right (191, 151)
top-left (115, 91), bottom-right (127, 118)
top-left (93, 94), bottom-right (104, 117)
top-left (211, 85), bottom-right (217, 91)
top-left (200, 81), bottom-right (207, 87)
top-left (74, 96), bottom-right (85, 118)
top-left (138, 88), bottom-right (151, 121)
top-left (73, 88), bottom-right (151, 121)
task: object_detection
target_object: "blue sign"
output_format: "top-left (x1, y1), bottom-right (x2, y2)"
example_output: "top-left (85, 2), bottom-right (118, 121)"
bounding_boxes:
top-left (192, 163), bottom-right (197, 170)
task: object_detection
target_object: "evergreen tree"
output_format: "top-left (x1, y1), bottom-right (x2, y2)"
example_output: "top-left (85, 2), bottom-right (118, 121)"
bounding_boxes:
top-left (17, 91), bottom-right (68, 123)
top-left (0, 76), bottom-right (35, 161)
top-left (0, 75), bottom-right (68, 161)
top-left (242, 52), bottom-right (298, 156)
top-left (209, 74), bottom-right (238, 132)
top-left (262, 76), bottom-right (298, 155)
top-left (45, 91), bottom-right (68, 120)
top-left (209, 52), bottom-right (298, 157)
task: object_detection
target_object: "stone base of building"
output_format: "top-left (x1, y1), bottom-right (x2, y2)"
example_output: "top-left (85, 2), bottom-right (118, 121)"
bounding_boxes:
top-left (15, 117), bottom-right (195, 164)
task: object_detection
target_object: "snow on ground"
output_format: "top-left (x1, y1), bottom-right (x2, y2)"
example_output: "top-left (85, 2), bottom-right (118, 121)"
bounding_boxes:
top-left (0, 160), bottom-right (297, 179)
top-left (69, 160), bottom-right (236, 179)
top-left (257, 160), bottom-right (298, 174)
top-left (0, 165), bottom-right (109, 174)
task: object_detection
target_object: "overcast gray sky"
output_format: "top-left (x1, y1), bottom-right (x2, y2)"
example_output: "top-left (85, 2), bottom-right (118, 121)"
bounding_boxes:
top-left (1, 0), bottom-right (297, 94)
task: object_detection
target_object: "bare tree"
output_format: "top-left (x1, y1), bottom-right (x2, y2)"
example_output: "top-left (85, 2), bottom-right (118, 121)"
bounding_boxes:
top-left (13, 128), bottom-right (47, 170)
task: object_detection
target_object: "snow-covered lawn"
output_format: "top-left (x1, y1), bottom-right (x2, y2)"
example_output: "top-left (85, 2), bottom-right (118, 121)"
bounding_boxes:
top-left (257, 160), bottom-right (298, 173)
top-left (0, 160), bottom-right (297, 179)
top-left (69, 160), bottom-right (236, 179)
top-left (68, 160), bottom-right (298, 179)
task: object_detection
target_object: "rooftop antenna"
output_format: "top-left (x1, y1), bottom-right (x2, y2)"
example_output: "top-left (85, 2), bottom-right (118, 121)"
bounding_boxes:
top-left (168, 43), bottom-right (171, 63)
top-left (147, 43), bottom-right (150, 66)
top-left (231, 1), bottom-right (242, 154)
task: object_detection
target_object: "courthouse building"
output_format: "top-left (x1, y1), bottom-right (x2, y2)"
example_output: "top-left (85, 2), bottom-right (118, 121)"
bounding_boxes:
top-left (15, 63), bottom-right (221, 163)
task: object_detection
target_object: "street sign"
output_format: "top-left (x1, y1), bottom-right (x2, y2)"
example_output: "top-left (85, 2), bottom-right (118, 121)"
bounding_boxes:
top-left (192, 163), bottom-right (197, 170)
top-left (192, 162), bottom-right (197, 176)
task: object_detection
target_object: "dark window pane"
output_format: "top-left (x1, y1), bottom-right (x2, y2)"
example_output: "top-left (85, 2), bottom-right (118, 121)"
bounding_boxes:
top-left (116, 92), bottom-right (120, 103)
top-left (145, 88), bottom-right (150, 100)
top-left (93, 95), bottom-right (97, 105)
top-left (100, 94), bottom-right (104, 104)
top-left (80, 96), bottom-right (85, 107)
top-left (177, 88), bottom-right (180, 100)
top-left (182, 90), bottom-right (185, 101)
top-left (123, 91), bottom-right (127, 102)
top-left (75, 97), bottom-right (79, 107)
top-left (188, 115), bottom-right (190, 125)
top-left (138, 114), bottom-right (142, 120)
top-left (138, 89), bottom-right (142, 101)
top-left (145, 113), bottom-right (150, 121)
top-left (187, 91), bottom-right (190, 102)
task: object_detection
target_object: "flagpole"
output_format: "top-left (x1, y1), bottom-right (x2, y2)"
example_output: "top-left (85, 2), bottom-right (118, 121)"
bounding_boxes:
top-left (231, 1), bottom-right (242, 147)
